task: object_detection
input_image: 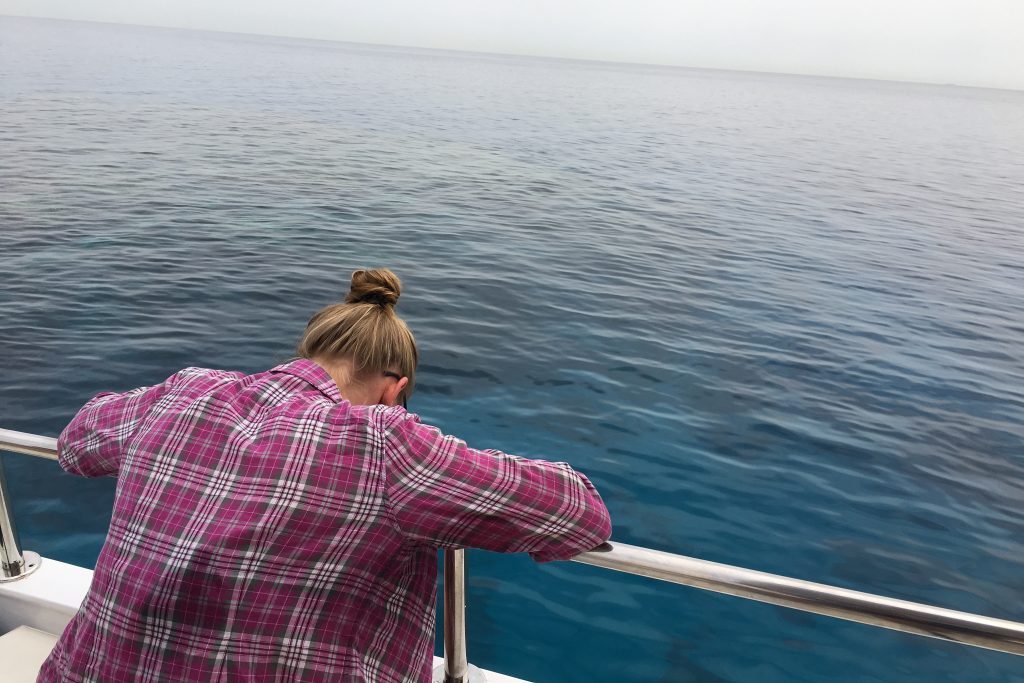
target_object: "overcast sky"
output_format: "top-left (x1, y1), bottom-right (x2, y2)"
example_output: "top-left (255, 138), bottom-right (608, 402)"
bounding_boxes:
top-left (3, 0), bottom-right (1022, 90)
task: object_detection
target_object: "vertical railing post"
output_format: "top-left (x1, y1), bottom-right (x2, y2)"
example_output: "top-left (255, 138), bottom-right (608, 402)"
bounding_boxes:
top-left (434, 548), bottom-right (484, 683)
top-left (0, 454), bottom-right (41, 582)
top-left (443, 549), bottom-right (468, 682)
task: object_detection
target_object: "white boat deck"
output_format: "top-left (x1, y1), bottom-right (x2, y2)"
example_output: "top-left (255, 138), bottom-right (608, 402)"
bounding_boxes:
top-left (0, 625), bottom-right (59, 681)
top-left (0, 557), bottom-right (528, 683)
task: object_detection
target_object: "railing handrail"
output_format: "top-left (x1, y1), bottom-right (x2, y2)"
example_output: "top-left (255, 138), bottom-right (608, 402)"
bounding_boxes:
top-left (2, 427), bottom-right (1023, 661)
top-left (1, 429), bottom-right (58, 461)
top-left (570, 542), bottom-right (1024, 656)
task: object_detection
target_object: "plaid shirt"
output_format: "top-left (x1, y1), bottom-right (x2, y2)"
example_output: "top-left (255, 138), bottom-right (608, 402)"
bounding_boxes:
top-left (39, 358), bottom-right (612, 682)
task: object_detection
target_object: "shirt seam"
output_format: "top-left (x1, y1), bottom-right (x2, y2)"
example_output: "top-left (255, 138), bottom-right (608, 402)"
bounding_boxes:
top-left (371, 407), bottom-right (417, 548)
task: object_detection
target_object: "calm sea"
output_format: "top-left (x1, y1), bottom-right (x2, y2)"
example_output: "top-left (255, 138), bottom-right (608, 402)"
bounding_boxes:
top-left (2, 15), bottom-right (1023, 683)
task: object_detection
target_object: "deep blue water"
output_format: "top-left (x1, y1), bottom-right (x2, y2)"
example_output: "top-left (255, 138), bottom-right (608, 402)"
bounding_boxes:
top-left (2, 15), bottom-right (1024, 682)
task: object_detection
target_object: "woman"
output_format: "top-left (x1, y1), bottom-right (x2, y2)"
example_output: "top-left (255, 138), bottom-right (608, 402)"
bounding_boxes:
top-left (39, 268), bottom-right (612, 683)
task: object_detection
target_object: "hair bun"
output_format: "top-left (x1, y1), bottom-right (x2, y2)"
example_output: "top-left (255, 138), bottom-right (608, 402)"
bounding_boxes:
top-left (346, 268), bottom-right (401, 308)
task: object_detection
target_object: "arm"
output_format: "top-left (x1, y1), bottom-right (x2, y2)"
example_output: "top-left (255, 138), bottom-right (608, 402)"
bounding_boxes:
top-left (381, 410), bottom-right (612, 563)
top-left (57, 369), bottom-right (185, 477)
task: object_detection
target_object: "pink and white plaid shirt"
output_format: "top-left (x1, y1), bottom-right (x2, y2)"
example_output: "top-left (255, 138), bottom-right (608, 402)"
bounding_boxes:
top-left (39, 358), bottom-right (612, 682)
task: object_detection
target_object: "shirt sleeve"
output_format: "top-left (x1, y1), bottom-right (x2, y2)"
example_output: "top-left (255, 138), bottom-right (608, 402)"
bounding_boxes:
top-left (57, 369), bottom-right (186, 478)
top-left (380, 409), bottom-right (612, 563)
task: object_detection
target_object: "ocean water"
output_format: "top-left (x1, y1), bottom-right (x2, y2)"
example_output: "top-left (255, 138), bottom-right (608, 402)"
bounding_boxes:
top-left (2, 15), bottom-right (1023, 682)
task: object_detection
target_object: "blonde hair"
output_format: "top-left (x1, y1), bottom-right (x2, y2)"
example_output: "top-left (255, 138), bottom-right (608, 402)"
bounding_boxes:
top-left (296, 268), bottom-right (418, 400)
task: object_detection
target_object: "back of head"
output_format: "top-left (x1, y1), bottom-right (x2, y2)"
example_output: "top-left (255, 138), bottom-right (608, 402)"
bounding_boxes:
top-left (296, 268), bottom-right (418, 400)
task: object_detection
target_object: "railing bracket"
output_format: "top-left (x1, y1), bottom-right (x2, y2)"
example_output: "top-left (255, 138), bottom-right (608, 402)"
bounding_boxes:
top-left (0, 549), bottom-right (41, 583)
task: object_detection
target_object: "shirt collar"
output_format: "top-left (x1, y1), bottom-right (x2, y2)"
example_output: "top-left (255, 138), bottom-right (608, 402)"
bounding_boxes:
top-left (269, 357), bottom-right (344, 403)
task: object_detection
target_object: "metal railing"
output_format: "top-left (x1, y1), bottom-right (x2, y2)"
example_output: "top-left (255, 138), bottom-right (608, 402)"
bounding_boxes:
top-left (0, 429), bottom-right (48, 582)
top-left (1, 428), bottom-right (1022, 682)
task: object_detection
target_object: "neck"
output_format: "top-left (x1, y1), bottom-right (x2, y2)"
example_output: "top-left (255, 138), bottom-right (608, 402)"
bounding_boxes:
top-left (310, 356), bottom-right (374, 404)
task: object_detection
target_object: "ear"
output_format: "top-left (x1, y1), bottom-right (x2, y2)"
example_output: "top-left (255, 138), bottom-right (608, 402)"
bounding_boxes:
top-left (381, 376), bottom-right (409, 407)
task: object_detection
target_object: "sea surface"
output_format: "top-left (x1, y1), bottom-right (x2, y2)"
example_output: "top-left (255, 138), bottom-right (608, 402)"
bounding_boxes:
top-left (2, 15), bottom-right (1023, 682)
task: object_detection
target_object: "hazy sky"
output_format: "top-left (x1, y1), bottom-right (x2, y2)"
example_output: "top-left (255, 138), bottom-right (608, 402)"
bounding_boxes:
top-left (3, 0), bottom-right (1022, 90)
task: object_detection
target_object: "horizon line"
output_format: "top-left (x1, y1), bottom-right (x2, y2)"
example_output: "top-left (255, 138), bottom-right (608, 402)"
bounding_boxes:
top-left (4, 12), bottom-right (1023, 94)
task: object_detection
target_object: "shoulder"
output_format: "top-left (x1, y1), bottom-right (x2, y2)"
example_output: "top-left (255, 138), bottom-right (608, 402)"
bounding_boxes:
top-left (168, 366), bottom-right (247, 392)
top-left (369, 404), bottom-right (421, 435)
top-left (368, 405), bottom-right (452, 454)
top-left (175, 366), bottom-right (245, 380)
